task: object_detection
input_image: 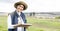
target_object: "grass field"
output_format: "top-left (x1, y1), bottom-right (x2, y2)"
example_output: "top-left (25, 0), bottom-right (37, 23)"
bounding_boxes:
top-left (0, 16), bottom-right (60, 31)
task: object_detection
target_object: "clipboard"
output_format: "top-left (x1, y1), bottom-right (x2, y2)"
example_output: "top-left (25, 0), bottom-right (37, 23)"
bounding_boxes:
top-left (15, 23), bottom-right (32, 27)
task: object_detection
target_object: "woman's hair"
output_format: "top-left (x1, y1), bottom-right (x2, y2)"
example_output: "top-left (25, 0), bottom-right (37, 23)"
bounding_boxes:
top-left (14, 1), bottom-right (28, 10)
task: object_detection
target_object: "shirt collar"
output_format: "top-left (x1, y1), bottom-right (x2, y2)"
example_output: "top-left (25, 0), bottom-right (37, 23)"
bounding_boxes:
top-left (16, 10), bottom-right (21, 16)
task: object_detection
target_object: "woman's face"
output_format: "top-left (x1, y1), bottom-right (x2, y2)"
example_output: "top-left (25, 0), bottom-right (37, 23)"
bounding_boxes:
top-left (16, 5), bottom-right (24, 12)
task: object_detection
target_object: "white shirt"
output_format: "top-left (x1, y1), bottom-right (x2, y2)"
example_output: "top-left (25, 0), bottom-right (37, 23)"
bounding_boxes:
top-left (7, 12), bottom-right (24, 31)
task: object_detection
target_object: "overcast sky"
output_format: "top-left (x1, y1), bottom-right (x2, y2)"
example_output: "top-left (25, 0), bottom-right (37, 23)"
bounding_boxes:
top-left (0, 0), bottom-right (60, 13)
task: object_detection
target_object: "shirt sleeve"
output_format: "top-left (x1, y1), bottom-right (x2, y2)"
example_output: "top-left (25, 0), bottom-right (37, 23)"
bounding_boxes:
top-left (7, 15), bottom-right (16, 29)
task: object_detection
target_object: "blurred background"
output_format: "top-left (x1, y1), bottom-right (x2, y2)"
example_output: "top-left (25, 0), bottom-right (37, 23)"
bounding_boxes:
top-left (0, 0), bottom-right (60, 31)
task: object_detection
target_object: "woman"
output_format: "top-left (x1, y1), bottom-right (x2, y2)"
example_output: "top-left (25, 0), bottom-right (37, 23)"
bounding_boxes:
top-left (7, 1), bottom-right (28, 31)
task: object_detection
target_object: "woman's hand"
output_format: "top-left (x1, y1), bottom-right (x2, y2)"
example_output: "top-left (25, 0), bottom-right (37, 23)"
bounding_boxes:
top-left (14, 26), bottom-right (17, 29)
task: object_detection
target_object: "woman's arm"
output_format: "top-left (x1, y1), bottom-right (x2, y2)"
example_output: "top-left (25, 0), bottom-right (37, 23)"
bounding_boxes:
top-left (7, 15), bottom-right (16, 29)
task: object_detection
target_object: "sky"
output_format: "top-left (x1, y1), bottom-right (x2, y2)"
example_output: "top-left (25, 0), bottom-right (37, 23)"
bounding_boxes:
top-left (0, 0), bottom-right (60, 13)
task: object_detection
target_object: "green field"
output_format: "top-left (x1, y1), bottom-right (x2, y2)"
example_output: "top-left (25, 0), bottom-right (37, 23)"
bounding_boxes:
top-left (0, 16), bottom-right (60, 31)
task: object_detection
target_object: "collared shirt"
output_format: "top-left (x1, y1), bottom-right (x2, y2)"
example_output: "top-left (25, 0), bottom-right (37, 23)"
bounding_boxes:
top-left (7, 11), bottom-right (24, 31)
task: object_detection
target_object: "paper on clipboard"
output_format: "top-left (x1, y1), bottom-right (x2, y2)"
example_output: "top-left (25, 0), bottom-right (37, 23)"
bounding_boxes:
top-left (21, 23), bottom-right (32, 26)
top-left (16, 23), bottom-right (32, 27)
